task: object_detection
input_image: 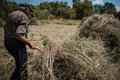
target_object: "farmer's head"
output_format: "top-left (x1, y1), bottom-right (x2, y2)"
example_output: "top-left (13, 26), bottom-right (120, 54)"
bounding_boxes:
top-left (19, 3), bottom-right (33, 16)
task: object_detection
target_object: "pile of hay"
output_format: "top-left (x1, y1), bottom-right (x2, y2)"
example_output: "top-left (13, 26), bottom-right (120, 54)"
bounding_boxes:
top-left (27, 14), bottom-right (120, 80)
top-left (29, 17), bottom-right (39, 25)
top-left (78, 14), bottom-right (120, 63)
top-left (28, 35), bottom-right (120, 80)
top-left (27, 35), bottom-right (113, 80)
top-left (1, 14), bottom-right (120, 80)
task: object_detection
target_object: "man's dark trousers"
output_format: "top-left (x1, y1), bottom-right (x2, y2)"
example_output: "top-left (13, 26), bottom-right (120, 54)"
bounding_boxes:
top-left (4, 37), bottom-right (28, 80)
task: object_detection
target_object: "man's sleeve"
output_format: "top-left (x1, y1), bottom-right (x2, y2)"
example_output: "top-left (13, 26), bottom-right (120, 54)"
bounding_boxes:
top-left (16, 16), bottom-right (28, 37)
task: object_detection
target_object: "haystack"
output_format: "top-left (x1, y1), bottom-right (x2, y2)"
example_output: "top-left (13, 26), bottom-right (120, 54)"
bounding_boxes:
top-left (78, 14), bottom-right (120, 63)
top-left (27, 14), bottom-right (120, 80)
top-left (29, 17), bottom-right (39, 25)
top-left (27, 34), bottom-right (112, 80)
top-left (1, 14), bottom-right (120, 80)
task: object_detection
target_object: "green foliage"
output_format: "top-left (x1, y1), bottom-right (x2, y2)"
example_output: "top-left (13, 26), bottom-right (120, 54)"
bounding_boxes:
top-left (63, 8), bottom-right (76, 19)
top-left (73, 0), bottom-right (94, 19)
top-left (31, 6), bottom-right (41, 18)
top-left (0, 0), bottom-right (18, 20)
top-left (38, 9), bottom-right (50, 19)
top-left (56, 2), bottom-right (69, 18)
top-left (72, 0), bottom-right (80, 3)
top-left (38, 1), bottom-right (72, 19)
top-left (93, 4), bottom-right (103, 14)
top-left (104, 2), bottom-right (116, 14)
top-left (0, 0), bottom-right (118, 20)
top-left (49, 2), bottom-right (59, 17)
top-left (83, 0), bottom-right (94, 17)
top-left (39, 2), bottom-right (52, 11)
top-left (93, 2), bottom-right (117, 14)
top-left (0, 18), bottom-right (5, 27)
top-left (114, 11), bottom-right (120, 20)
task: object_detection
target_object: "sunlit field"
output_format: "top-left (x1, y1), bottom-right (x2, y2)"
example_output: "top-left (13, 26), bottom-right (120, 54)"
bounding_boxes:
top-left (0, 16), bottom-right (120, 80)
top-left (0, 20), bottom-right (79, 80)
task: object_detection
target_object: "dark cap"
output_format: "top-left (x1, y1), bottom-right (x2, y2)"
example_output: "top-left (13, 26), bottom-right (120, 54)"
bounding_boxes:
top-left (19, 3), bottom-right (33, 12)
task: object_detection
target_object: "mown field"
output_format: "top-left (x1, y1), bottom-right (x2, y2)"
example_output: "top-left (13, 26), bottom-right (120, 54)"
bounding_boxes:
top-left (0, 17), bottom-right (120, 80)
top-left (0, 20), bottom-right (79, 80)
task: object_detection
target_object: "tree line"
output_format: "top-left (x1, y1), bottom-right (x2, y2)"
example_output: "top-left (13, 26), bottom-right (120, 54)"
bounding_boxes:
top-left (0, 0), bottom-right (120, 20)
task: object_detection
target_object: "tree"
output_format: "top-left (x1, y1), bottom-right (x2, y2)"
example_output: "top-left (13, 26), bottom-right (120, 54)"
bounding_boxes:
top-left (72, 0), bottom-right (80, 3)
top-left (93, 2), bottom-right (117, 14)
top-left (56, 2), bottom-right (69, 18)
top-left (114, 11), bottom-right (120, 20)
top-left (39, 2), bottom-right (52, 11)
top-left (83, 0), bottom-right (94, 17)
top-left (73, 1), bottom-right (84, 19)
top-left (31, 6), bottom-right (41, 18)
top-left (93, 4), bottom-right (102, 14)
top-left (73, 0), bottom-right (94, 19)
top-left (0, 0), bottom-right (18, 20)
top-left (63, 8), bottom-right (76, 19)
top-left (103, 2), bottom-right (116, 14)
top-left (49, 1), bottom-right (59, 17)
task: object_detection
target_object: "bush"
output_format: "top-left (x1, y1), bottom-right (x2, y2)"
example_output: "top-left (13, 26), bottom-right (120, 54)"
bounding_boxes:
top-left (0, 18), bottom-right (5, 27)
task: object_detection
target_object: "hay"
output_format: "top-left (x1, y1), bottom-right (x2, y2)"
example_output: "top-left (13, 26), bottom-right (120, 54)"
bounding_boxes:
top-left (1, 14), bottom-right (120, 80)
top-left (27, 34), bottom-right (112, 80)
top-left (78, 14), bottom-right (120, 63)
top-left (59, 37), bottom-right (109, 80)
top-left (30, 17), bottom-right (40, 25)
top-left (27, 14), bottom-right (120, 80)
top-left (28, 35), bottom-right (58, 80)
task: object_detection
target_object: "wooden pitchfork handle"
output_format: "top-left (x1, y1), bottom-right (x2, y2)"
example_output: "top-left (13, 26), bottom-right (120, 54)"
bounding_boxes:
top-left (35, 47), bottom-right (43, 53)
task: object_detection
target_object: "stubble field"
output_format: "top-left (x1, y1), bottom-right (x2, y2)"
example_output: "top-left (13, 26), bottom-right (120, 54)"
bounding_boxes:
top-left (0, 20), bottom-right (79, 80)
top-left (1, 17), bottom-right (120, 80)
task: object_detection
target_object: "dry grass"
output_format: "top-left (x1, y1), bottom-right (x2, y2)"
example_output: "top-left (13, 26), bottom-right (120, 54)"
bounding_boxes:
top-left (40, 19), bottom-right (80, 25)
top-left (0, 28), bottom-right (14, 80)
top-left (0, 22), bottom-right (78, 80)
top-left (0, 17), bottom-right (120, 80)
top-left (26, 23), bottom-right (78, 80)
top-left (78, 14), bottom-right (120, 63)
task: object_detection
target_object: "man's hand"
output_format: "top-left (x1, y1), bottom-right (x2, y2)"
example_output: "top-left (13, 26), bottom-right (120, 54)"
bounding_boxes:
top-left (16, 36), bottom-right (35, 49)
top-left (28, 43), bottom-right (36, 49)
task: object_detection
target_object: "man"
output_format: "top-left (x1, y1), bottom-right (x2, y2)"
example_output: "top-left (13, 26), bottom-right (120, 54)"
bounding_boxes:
top-left (4, 3), bottom-right (35, 80)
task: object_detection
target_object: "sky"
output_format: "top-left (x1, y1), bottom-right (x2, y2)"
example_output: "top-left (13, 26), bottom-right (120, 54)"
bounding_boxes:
top-left (10, 0), bottom-right (120, 11)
